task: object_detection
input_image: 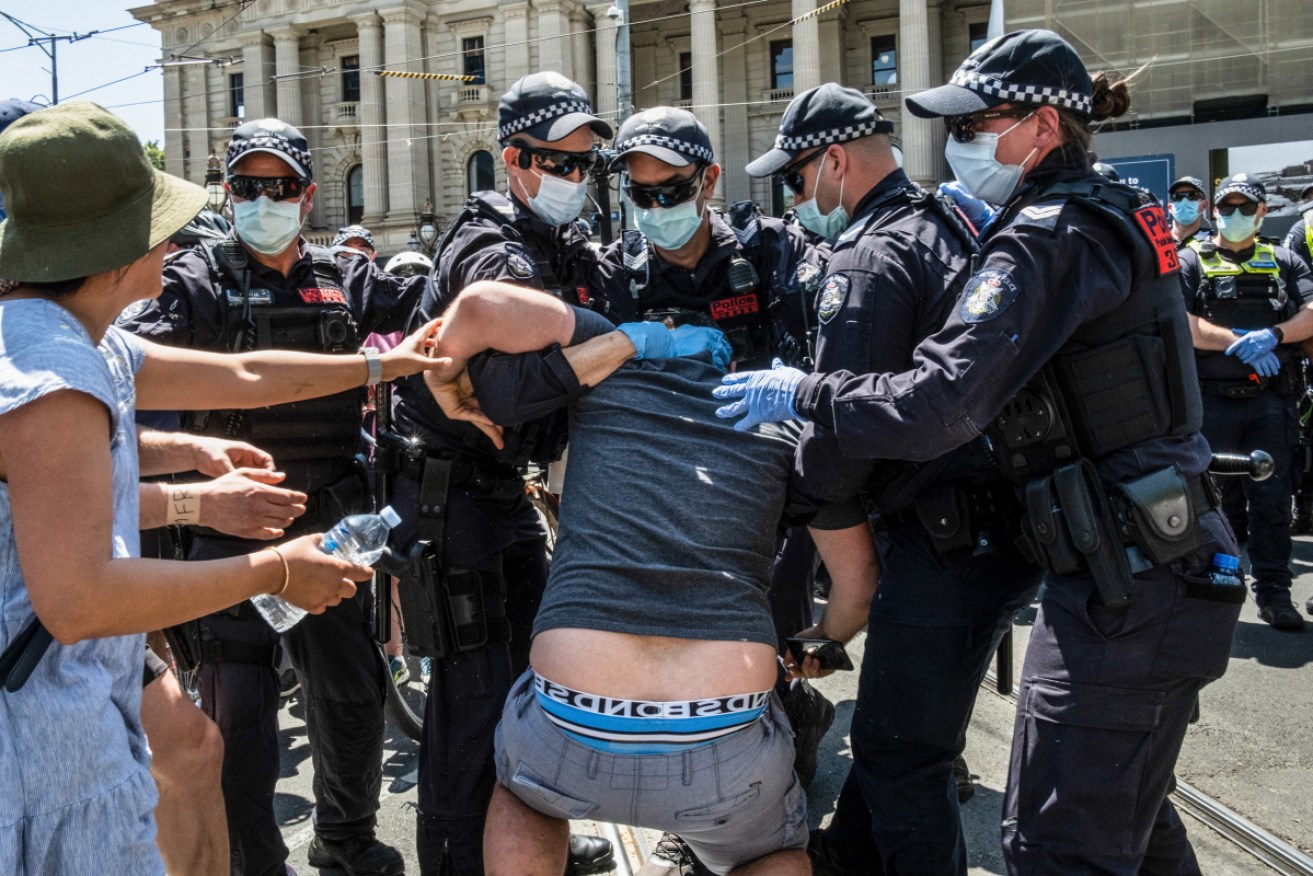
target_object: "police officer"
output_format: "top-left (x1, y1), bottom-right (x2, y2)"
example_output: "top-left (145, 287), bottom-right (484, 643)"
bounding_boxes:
top-left (716, 29), bottom-right (1246, 872)
top-left (1285, 182), bottom-right (1313, 269)
top-left (1284, 182), bottom-right (1313, 539)
top-left (591, 106), bottom-right (833, 810)
top-left (742, 82), bottom-right (1043, 876)
top-left (1170, 175), bottom-right (1211, 249)
top-left (1180, 174), bottom-right (1313, 631)
top-left (387, 72), bottom-right (614, 876)
top-left (333, 223), bottom-right (377, 261)
top-left (119, 118), bottom-right (425, 876)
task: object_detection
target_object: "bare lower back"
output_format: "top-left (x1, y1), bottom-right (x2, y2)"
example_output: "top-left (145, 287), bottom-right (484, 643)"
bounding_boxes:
top-left (531, 628), bottom-right (778, 700)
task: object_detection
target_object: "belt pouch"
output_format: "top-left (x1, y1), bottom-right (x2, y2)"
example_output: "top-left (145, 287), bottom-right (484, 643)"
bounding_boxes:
top-left (914, 484), bottom-right (973, 554)
top-left (1114, 465), bottom-right (1202, 567)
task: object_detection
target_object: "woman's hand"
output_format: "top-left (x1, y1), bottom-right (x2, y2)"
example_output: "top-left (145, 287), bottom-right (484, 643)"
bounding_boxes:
top-left (269, 535), bottom-right (373, 614)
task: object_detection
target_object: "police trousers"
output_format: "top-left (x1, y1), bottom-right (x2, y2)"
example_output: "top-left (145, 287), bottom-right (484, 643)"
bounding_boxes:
top-left (821, 521), bottom-right (1040, 875)
top-left (190, 534), bottom-right (386, 876)
top-left (390, 472), bottom-right (549, 876)
top-left (1201, 391), bottom-right (1299, 604)
top-left (1001, 510), bottom-right (1241, 874)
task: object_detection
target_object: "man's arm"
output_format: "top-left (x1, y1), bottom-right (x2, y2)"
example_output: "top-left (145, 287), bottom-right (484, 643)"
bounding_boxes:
top-left (137, 428), bottom-right (275, 477)
top-left (788, 521), bottom-right (879, 679)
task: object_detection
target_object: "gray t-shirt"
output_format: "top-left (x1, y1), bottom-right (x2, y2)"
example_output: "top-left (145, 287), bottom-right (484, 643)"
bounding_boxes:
top-left (528, 313), bottom-right (796, 647)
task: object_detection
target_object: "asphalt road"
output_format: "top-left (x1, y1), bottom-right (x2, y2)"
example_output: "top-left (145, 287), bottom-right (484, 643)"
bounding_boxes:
top-left (274, 538), bottom-right (1313, 874)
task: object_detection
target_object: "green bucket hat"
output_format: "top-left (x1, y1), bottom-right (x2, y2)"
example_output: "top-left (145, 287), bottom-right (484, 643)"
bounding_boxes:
top-left (0, 101), bottom-right (206, 283)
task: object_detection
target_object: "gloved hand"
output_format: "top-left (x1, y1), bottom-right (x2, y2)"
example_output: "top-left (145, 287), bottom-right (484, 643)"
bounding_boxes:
top-left (671, 324), bottom-right (733, 370)
top-left (938, 180), bottom-right (996, 231)
top-left (1249, 351), bottom-right (1282, 378)
top-left (616, 321), bottom-right (674, 360)
top-left (1226, 328), bottom-right (1280, 365)
top-left (712, 358), bottom-right (807, 432)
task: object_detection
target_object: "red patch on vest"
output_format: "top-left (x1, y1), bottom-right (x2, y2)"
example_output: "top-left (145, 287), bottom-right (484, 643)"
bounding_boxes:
top-left (576, 286), bottom-right (592, 305)
top-left (299, 287), bottom-right (347, 304)
top-left (710, 294), bottom-right (760, 321)
top-left (1133, 205), bottom-right (1179, 277)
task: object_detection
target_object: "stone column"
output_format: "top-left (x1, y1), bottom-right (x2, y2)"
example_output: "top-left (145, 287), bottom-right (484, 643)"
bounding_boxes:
top-left (899, 0), bottom-right (934, 185)
top-left (926, 0), bottom-right (947, 182)
top-left (162, 65), bottom-right (186, 178)
top-left (591, 4), bottom-right (618, 121)
top-left (351, 12), bottom-right (388, 222)
top-left (571, 7), bottom-right (593, 94)
top-left (240, 32), bottom-right (275, 120)
top-left (270, 26), bottom-right (303, 127)
top-left (538, 1), bottom-right (568, 75)
top-left (184, 63), bottom-right (209, 183)
top-left (720, 16), bottom-right (750, 204)
top-left (505, 4), bottom-right (531, 84)
top-left (689, 0), bottom-right (722, 184)
top-left (791, 0), bottom-right (820, 94)
top-left (382, 5), bottom-right (430, 223)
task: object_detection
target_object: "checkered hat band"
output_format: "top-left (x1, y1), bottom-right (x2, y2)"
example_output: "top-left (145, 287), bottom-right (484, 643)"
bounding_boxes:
top-left (227, 135), bottom-right (313, 176)
top-left (950, 70), bottom-right (1093, 115)
top-left (619, 133), bottom-right (714, 164)
top-left (775, 119), bottom-right (886, 152)
top-left (499, 100), bottom-right (593, 140)
top-left (1219, 183), bottom-right (1264, 201)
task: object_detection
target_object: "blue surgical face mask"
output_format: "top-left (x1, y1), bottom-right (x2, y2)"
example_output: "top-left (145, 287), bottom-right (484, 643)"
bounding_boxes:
top-left (1216, 210), bottom-right (1262, 244)
top-left (232, 195), bottom-right (304, 255)
top-left (519, 170), bottom-right (589, 227)
top-left (1170, 199), bottom-right (1200, 226)
top-left (943, 112), bottom-right (1036, 205)
top-left (793, 160), bottom-right (849, 239)
top-left (632, 195), bottom-right (705, 251)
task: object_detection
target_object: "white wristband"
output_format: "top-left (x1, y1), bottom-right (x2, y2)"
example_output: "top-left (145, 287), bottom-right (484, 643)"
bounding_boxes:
top-left (361, 346), bottom-right (383, 386)
top-left (165, 485), bottom-right (202, 526)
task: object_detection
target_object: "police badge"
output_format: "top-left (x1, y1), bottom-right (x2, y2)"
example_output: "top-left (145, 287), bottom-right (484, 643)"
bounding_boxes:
top-left (817, 274), bottom-right (850, 324)
top-left (959, 269), bottom-right (1019, 324)
top-left (504, 245), bottom-right (537, 281)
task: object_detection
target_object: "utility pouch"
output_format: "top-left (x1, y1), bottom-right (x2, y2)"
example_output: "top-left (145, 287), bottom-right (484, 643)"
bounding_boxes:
top-left (163, 621), bottom-right (204, 674)
top-left (914, 484), bottom-right (973, 554)
top-left (443, 567), bottom-right (489, 652)
top-left (1021, 477), bottom-right (1085, 576)
top-left (394, 543), bottom-right (451, 660)
top-left (1113, 466), bottom-right (1202, 570)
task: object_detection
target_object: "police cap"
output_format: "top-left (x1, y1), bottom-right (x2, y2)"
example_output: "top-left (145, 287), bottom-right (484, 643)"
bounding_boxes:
top-left (609, 107), bottom-right (714, 171)
top-left (1213, 174), bottom-right (1266, 205)
top-left (905, 29), bottom-right (1093, 119)
top-left (1169, 176), bottom-right (1206, 198)
top-left (498, 72), bottom-right (613, 144)
top-left (332, 224), bottom-right (375, 250)
top-left (746, 83), bottom-right (893, 178)
top-left (227, 118), bottom-right (313, 179)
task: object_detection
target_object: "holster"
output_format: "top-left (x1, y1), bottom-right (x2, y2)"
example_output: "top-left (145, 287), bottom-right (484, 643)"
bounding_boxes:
top-left (163, 621), bottom-right (204, 674)
top-left (394, 542), bottom-right (452, 660)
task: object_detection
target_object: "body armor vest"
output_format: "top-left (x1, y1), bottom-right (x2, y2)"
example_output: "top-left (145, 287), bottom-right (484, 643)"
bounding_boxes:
top-left (182, 239), bottom-right (366, 461)
top-left (985, 180), bottom-right (1202, 483)
top-left (1188, 239), bottom-right (1288, 329)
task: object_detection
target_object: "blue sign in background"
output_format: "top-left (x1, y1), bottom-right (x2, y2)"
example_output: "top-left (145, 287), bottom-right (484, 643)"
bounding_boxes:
top-left (1104, 154), bottom-right (1176, 202)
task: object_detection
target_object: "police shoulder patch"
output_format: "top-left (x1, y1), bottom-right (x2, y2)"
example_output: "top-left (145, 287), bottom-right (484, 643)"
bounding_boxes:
top-left (503, 244), bottom-right (537, 281)
top-left (960, 269), bottom-right (1020, 323)
top-left (794, 261), bottom-right (822, 292)
top-left (817, 273), bottom-right (851, 324)
top-left (117, 298), bottom-right (151, 323)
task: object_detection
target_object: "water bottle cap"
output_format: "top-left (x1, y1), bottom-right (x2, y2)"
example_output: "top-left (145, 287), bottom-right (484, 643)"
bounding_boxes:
top-left (1211, 553), bottom-right (1240, 571)
top-left (379, 505), bottom-right (401, 529)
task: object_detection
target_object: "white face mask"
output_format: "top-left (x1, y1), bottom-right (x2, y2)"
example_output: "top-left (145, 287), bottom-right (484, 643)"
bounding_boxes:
top-left (233, 196), bottom-right (304, 255)
top-left (793, 160), bottom-right (850, 240)
top-left (943, 112), bottom-right (1037, 205)
top-left (519, 170), bottom-right (589, 227)
top-left (1216, 210), bottom-right (1262, 244)
top-left (632, 196), bottom-right (705, 251)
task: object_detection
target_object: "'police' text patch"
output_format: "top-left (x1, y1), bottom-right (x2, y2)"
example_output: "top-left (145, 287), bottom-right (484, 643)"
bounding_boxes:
top-left (817, 274), bottom-right (850, 324)
top-left (960, 269), bottom-right (1019, 323)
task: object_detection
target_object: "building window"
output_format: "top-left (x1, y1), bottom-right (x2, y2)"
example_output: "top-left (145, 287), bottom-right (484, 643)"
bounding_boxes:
top-left (347, 164), bottom-right (364, 225)
top-left (341, 55), bottom-right (360, 103)
top-left (871, 35), bottom-right (897, 87)
top-left (463, 37), bottom-right (486, 85)
top-left (770, 40), bottom-right (793, 91)
top-left (679, 51), bottom-right (693, 103)
top-left (229, 72), bottom-right (245, 119)
top-left (969, 22), bottom-right (990, 53)
top-left (468, 150), bottom-right (495, 195)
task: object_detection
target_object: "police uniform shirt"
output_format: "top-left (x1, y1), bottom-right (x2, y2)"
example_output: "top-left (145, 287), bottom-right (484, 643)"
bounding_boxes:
top-left (792, 169), bottom-right (975, 510)
top-left (794, 145), bottom-right (1213, 485)
top-left (1284, 218), bottom-right (1313, 271)
top-left (1179, 239), bottom-right (1313, 382)
top-left (591, 208), bottom-right (825, 370)
top-left (391, 193), bottom-right (596, 458)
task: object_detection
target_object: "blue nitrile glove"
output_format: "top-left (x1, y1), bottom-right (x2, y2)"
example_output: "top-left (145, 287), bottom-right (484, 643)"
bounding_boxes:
top-left (1249, 351), bottom-right (1282, 378)
top-left (712, 358), bottom-right (807, 432)
top-left (671, 324), bottom-right (733, 370)
top-left (1226, 328), bottom-right (1280, 365)
top-left (616, 321), bottom-right (674, 360)
top-left (938, 180), bottom-right (995, 231)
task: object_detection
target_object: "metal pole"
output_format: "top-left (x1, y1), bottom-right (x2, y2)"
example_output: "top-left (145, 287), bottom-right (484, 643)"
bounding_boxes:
top-left (614, 0), bottom-right (632, 123)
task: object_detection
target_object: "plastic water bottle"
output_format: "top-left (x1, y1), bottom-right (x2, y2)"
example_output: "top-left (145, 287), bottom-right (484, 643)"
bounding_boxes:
top-left (1207, 553), bottom-right (1243, 589)
top-left (252, 506), bottom-right (401, 633)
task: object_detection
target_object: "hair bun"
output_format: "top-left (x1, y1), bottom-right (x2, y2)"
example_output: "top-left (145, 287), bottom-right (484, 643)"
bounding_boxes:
top-left (1089, 72), bottom-right (1132, 121)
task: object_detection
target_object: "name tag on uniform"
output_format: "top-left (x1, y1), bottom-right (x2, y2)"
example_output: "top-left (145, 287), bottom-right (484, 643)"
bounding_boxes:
top-left (225, 289), bottom-right (274, 306)
top-left (710, 294), bottom-right (759, 320)
top-left (299, 287), bottom-right (348, 305)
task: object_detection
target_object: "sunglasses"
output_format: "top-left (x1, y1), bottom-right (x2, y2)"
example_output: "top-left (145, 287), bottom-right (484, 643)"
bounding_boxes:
top-left (227, 175), bottom-right (310, 202)
top-left (778, 149), bottom-right (827, 197)
top-left (510, 141), bottom-right (601, 178)
top-left (1170, 191), bottom-right (1204, 202)
top-left (1216, 201), bottom-right (1260, 217)
top-left (943, 108), bottom-right (1033, 143)
top-left (623, 166), bottom-right (706, 209)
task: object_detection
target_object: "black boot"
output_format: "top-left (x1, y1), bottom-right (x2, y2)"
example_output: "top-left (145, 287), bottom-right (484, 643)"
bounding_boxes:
top-left (566, 834), bottom-right (614, 875)
top-left (307, 834), bottom-right (404, 876)
top-left (952, 754), bottom-right (974, 803)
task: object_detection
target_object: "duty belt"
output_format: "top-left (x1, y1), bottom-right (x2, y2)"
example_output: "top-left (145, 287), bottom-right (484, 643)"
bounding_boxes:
top-left (377, 430), bottom-right (523, 495)
top-left (1199, 377), bottom-right (1267, 399)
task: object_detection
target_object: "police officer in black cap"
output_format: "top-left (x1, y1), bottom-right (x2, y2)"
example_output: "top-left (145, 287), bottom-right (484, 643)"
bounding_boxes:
top-left (1180, 174), bottom-right (1313, 631)
top-left (387, 71), bottom-right (614, 876)
top-left (716, 29), bottom-right (1246, 872)
top-left (1169, 176), bottom-right (1211, 249)
top-left (1285, 181), bottom-right (1313, 270)
top-left (743, 81), bottom-right (1043, 876)
top-left (119, 117), bottom-right (425, 876)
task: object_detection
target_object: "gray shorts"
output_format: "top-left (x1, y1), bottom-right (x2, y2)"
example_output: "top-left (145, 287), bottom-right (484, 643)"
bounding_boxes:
top-left (494, 670), bottom-right (808, 875)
